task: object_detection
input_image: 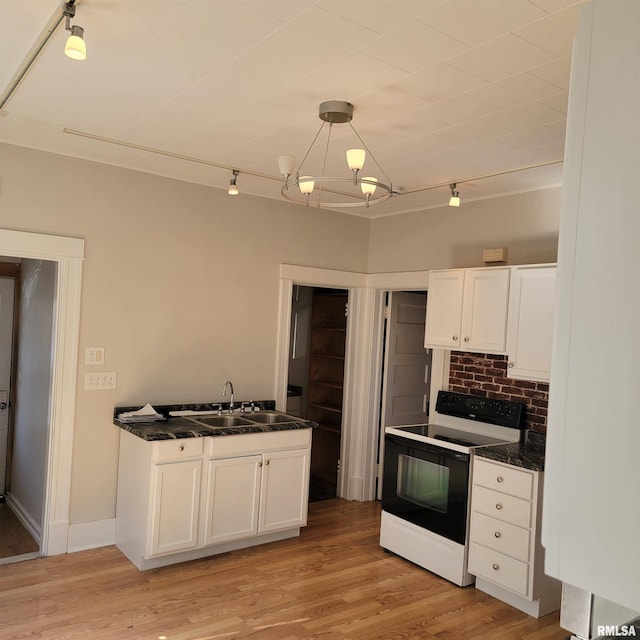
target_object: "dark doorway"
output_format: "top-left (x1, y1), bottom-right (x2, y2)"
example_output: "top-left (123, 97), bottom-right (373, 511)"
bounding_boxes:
top-left (287, 287), bottom-right (347, 501)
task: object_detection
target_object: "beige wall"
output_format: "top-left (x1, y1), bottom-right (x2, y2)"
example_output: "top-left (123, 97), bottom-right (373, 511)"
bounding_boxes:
top-left (1, 143), bottom-right (370, 524)
top-left (1, 142), bottom-right (562, 528)
top-left (367, 188), bottom-right (561, 273)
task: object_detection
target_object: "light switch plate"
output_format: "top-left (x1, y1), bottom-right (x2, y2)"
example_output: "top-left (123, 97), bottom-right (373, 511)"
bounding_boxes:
top-left (85, 347), bottom-right (105, 365)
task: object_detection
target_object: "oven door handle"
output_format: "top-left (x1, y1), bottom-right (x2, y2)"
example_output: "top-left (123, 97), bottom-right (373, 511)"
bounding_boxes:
top-left (385, 433), bottom-right (470, 462)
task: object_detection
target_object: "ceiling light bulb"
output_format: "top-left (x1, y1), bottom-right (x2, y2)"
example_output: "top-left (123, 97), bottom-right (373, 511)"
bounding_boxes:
top-left (346, 148), bottom-right (366, 171)
top-left (360, 177), bottom-right (377, 196)
top-left (298, 177), bottom-right (315, 195)
top-left (65, 25), bottom-right (86, 60)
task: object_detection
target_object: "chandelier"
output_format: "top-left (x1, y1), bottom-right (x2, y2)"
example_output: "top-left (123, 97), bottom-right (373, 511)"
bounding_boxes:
top-left (278, 101), bottom-right (393, 209)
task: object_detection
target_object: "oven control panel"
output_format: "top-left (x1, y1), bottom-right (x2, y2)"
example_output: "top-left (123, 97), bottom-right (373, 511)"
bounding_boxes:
top-left (435, 391), bottom-right (525, 429)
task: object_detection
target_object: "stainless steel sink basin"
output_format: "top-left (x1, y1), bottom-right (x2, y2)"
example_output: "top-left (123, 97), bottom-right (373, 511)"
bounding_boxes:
top-left (187, 415), bottom-right (253, 428)
top-left (185, 410), bottom-right (301, 430)
top-left (247, 411), bottom-right (292, 424)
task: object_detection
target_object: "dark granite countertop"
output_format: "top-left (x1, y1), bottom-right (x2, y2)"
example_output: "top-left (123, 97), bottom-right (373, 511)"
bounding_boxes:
top-left (474, 430), bottom-right (547, 471)
top-left (113, 400), bottom-right (316, 442)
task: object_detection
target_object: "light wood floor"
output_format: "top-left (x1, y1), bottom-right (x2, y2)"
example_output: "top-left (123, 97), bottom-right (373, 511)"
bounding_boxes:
top-left (0, 502), bottom-right (39, 558)
top-left (0, 499), bottom-right (569, 640)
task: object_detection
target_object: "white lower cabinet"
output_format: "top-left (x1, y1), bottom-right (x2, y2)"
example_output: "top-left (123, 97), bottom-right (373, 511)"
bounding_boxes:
top-left (468, 457), bottom-right (561, 618)
top-left (203, 455), bottom-right (262, 545)
top-left (150, 459), bottom-right (202, 556)
top-left (258, 448), bottom-right (310, 533)
top-left (116, 428), bottom-right (312, 570)
top-left (202, 448), bottom-right (310, 545)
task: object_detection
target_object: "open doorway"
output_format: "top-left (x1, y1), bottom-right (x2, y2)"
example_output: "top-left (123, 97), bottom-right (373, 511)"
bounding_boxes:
top-left (287, 286), bottom-right (348, 502)
top-left (0, 258), bottom-right (56, 562)
top-left (0, 229), bottom-right (83, 560)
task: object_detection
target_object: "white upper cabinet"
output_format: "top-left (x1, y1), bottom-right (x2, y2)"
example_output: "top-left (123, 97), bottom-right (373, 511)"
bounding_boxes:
top-left (506, 266), bottom-right (557, 382)
top-left (425, 268), bottom-right (510, 354)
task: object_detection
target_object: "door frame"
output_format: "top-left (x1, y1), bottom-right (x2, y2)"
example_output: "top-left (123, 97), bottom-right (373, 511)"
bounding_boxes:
top-left (275, 265), bottom-right (431, 502)
top-left (0, 229), bottom-right (84, 555)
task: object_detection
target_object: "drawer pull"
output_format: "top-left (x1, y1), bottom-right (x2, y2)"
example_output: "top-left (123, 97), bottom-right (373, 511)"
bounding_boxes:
top-left (494, 531), bottom-right (502, 538)
top-left (179, 445), bottom-right (185, 452)
top-left (496, 476), bottom-right (504, 483)
top-left (452, 335), bottom-right (458, 341)
top-left (492, 563), bottom-right (500, 571)
top-left (495, 503), bottom-right (503, 510)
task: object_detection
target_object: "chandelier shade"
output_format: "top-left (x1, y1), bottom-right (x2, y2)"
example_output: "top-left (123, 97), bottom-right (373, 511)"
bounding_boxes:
top-left (278, 101), bottom-right (393, 209)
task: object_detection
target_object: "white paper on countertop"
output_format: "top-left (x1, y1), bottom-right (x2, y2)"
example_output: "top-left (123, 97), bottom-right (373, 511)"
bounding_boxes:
top-left (118, 403), bottom-right (164, 422)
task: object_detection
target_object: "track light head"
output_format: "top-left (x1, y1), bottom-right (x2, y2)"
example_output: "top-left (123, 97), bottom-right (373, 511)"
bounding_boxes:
top-left (449, 183), bottom-right (460, 207)
top-left (63, 1), bottom-right (86, 61)
top-left (228, 170), bottom-right (239, 196)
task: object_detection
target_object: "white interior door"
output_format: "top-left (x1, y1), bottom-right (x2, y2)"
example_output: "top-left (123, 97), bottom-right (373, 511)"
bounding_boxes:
top-left (0, 278), bottom-right (15, 496)
top-left (377, 291), bottom-right (431, 499)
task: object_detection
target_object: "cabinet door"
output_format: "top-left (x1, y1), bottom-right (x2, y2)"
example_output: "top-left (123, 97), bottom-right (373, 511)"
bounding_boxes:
top-left (506, 267), bottom-right (556, 381)
top-left (259, 449), bottom-right (310, 533)
top-left (461, 268), bottom-right (510, 353)
top-left (424, 270), bottom-right (464, 348)
top-left (203, 455), bottom-right (261, 545)
top-left (148, 460), bottom-right (201, 557)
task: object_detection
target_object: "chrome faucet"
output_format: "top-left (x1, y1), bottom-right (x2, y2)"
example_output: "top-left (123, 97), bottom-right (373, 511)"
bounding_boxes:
top-left (222, 380), bottom-right (234, 413)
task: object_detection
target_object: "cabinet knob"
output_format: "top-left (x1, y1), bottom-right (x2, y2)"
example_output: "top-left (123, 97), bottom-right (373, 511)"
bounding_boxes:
top-left (495, 503), bottom-right (503, 510)
top-left (494, 531), bottom-right (502, 539)
top-left (452, 335), bottom-right (458, 341)
top-left (508, 362), bottom-right (514, 368)
top-left (265, 460), bottom-right (270, 466)
top-left (179, 445), bottom-right (185, 452)
top-left (464, 336), bottom-right (470, 342)
top-left (496, 476), bottom-right (504, 483)
top-left (492, 563), bottom-right (500, 571)
top-left (258, 461), bottom-right (263, 467)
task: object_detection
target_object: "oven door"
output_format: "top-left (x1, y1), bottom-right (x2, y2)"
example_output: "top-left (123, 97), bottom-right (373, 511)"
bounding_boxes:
top-left (382, 433), bottom-right (470, 545)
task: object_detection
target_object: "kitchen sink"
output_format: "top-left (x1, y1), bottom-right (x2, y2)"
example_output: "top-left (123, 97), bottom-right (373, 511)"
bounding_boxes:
top-left (185, 410), bottom-right (299, 429)
top-left (187, 415), bottom-right (254, 428)
top-left (246, 411), bottom-right (293, 424)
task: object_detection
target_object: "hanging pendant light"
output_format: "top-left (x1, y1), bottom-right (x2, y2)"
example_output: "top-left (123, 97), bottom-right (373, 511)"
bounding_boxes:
top-left (278, 101), bottom-right (393, 209)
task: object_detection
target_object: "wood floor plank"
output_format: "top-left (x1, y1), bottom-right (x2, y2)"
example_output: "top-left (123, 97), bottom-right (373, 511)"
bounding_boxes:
top-left (0, 499), bottom-right (569, 640)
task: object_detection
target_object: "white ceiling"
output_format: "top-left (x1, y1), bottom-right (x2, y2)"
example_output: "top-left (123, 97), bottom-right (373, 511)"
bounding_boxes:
top-left (0, 0), bottom-right (584, 218)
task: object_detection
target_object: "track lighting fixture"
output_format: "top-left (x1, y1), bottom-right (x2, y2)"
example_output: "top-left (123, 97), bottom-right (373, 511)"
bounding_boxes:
top-left (63, 1), bottom-right (86, 61)
top-left (449, 183), bottom-right (460, 207)
top-left (228, 170), bottom-right (239, 196)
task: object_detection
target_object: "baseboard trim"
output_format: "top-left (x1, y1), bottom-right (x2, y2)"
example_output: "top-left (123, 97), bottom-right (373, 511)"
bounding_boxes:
top-left (67, 518), bottom-right (116, 552)
top-left (6, 493), bottom-right (42, 544)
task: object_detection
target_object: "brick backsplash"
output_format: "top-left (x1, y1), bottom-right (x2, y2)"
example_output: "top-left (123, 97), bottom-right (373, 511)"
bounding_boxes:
top-left (448, 352), bottom-right (549, 433)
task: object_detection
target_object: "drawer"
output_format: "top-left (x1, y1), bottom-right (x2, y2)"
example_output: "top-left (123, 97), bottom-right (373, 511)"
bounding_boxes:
top-left (468, 542), bottom-right (530, 597)
top-left (473, 458), bottom-right (533, 500)
top-left (471, 485), bottom-right (532, 528)
top-left (470, 511), bottom-right (531, 562)
top-left (154, 438), bottom-right (203, 462)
